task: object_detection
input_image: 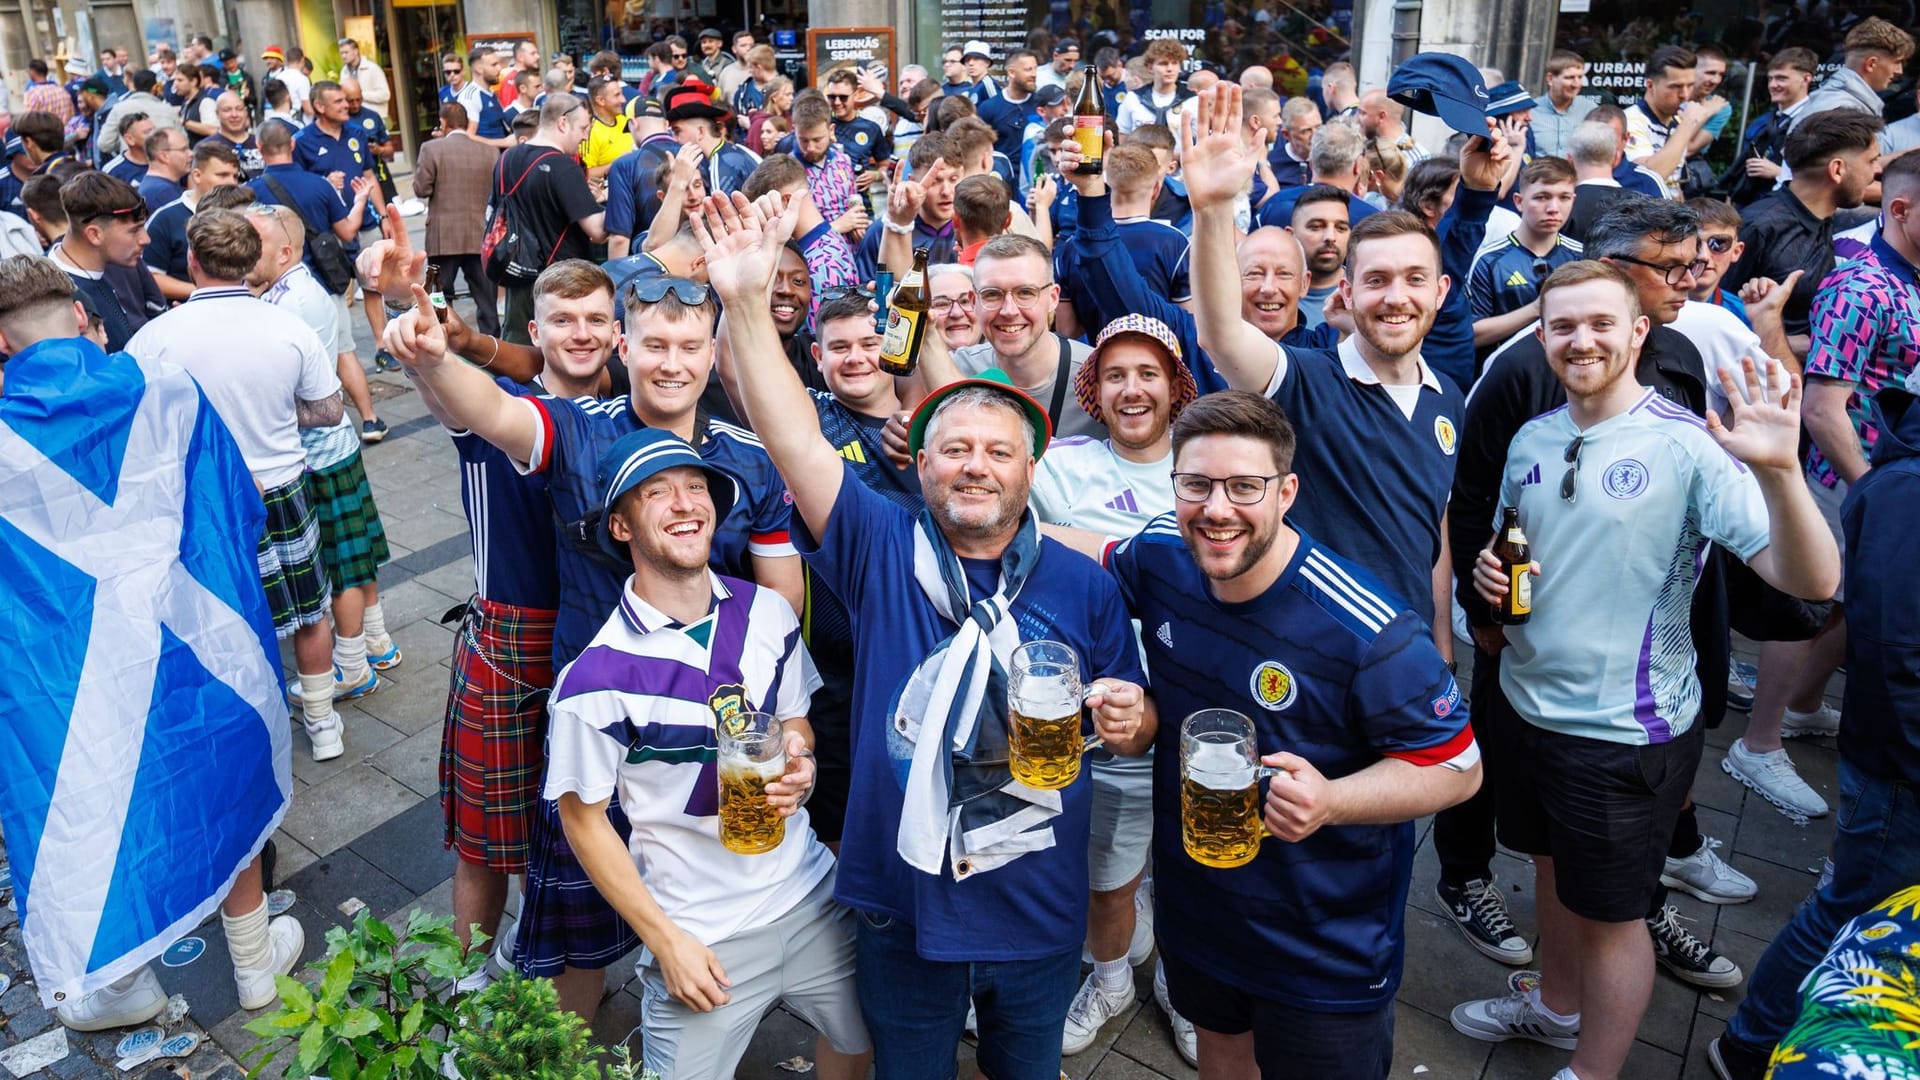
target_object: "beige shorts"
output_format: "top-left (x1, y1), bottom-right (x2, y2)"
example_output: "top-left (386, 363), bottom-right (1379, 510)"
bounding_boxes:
top-left (637, 870), bottom-right (869, 1079)
top-left (1808, 476), bottom-right (1848, 601)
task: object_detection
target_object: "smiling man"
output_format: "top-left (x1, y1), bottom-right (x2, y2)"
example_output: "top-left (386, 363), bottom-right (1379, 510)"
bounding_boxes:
top-left (950, 233), bottom-right (1103, 439)
top-left (1451, 261), bottom-right (1836, 1080)
top-left (1104, 388), bottom-right (1479, 1079)
top-left (702, 187), bottom-right (1151, 1080)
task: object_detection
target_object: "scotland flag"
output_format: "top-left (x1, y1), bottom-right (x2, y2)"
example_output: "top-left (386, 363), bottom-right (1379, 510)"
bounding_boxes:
top-left (0, 336), bottom-right (292, 1009)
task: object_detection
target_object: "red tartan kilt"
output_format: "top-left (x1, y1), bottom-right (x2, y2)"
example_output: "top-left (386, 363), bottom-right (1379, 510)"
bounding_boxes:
top-left (440, 597), bottom-right (557, 873)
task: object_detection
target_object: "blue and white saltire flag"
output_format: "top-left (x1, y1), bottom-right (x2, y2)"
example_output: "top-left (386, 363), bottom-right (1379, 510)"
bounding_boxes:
top-left (0, 336), bottom-right (292, 1009)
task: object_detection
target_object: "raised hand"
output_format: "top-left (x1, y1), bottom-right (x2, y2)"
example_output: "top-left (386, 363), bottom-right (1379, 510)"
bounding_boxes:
top-left (690, 191), bottom-right (799, 305)
top-left (886, 166), bottom-right (930, 224)
top-left (1029, 171), bottom-right (1057, 213)
top-left (360, 204), bottom-right (427, 303)
top-left (1458, 119), bottom-right (1513, 192)
top-left (1707, 356), bottom-right (1804, 471)
top-left (1739, 268), bottom-right (1803, 324)
top-left (382, 283), bottom-right (449, 369)
top-left (669, 142), bottom-right (702, 190)
top-left (1053, 141), bottom-right (1102, 195)
top-left (1180, 83), bottom-right (1256, 211)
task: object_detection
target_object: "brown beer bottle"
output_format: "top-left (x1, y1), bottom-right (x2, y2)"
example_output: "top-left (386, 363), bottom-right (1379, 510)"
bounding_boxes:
top-left (424, 264), bottom-right (450, 324)
top-left (1491, 506), bottom-right (1532, 625)
top-left (878, 246), bottom-right (931, 375)
top-left (1071, 64), bottom-right (1104, 175)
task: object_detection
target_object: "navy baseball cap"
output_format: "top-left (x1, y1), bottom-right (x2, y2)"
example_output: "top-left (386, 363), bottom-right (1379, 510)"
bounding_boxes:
top-left (1387, 52), bottom-right (1491, 136)
top-left (5, 135), bottom-right (25, 160)
top-left (1032, 84), bottom-right (1067, 107)
top-left (593, 429), bottom-right (736, 564)
top-left (1485, 80), bottom-right (1534, 117)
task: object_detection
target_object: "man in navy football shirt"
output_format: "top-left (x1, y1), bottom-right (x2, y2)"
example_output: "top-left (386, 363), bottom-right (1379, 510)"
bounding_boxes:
top-left (702, 188), bottom-right (1153, 1080)
top-left (1106, 389), bottom-right (1479, 1078)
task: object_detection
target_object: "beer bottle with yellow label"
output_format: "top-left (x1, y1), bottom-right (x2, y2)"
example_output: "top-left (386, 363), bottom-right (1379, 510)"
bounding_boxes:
top-left (878, 247), bottom-right (931, 375)
top-left (1491, 506), bottom-right (1532, 624)
top-left (1071, 64), bottom-right (1104, 175)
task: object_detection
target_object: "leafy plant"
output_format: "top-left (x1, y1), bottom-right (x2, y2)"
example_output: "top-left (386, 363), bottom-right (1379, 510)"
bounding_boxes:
top-left (242, 908), bottom-right (485, 1080)
top-left (449, 973), bottom-right (601, 1079)
top-left (604, 1044), bottom-right (662, 1080)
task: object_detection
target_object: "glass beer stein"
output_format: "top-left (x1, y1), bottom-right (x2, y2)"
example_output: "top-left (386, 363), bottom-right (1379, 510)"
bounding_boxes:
top-left (717, 711), bottom-right (787, 854)
top-left (1181, 709), bottom-right (1275, 869)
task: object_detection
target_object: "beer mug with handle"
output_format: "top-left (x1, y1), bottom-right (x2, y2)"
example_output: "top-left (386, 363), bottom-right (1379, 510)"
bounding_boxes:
top-left (1181, 709), bottom-right (1275, 868)
top-left (717, 711), bottom-right (787, 854)
top-left (1008, 640), bottom-right (1096, 791)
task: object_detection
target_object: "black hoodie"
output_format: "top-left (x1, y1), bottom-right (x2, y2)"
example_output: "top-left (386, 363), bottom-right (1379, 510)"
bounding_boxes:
top-left (1838, 386), bottom-right (1920, 782)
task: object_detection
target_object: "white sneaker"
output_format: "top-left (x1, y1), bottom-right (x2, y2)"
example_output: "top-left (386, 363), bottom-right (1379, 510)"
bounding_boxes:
top-left (1781, 702), bottom-right (1842, 739)
top-left (1081, 882), bottom-right (1157, 965)
top-left (1661, 836), bottom-right (1758, 904)
top-left (1153, 960), bottom-right (1198, 1067)
top-left (1062, 973), bottom-right (1136, 1055)
top-left (305, 721), bottom-right (345, 763)
top-left (1450, 987), bottom-right (1580, 1050)
top-left (54, 967), bottom-right (167, 1031)
top-left (235, 915), bottom-right (305, 1010)
top-left (965, 1000), bottom-right (977, 1035)
top-left (1723, 739), bottom-right (1828, 819)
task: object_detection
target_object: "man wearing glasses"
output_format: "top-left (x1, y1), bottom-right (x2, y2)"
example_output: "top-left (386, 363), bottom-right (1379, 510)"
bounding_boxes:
top-left (949, 233), bottom-right (1104, 439)
top-left (1453, 199), bottom-right (1796, 990)
top-left (1451, 260), bottom-right (1836, 1080)
top-left (823, 69), bottom-right (890, 204)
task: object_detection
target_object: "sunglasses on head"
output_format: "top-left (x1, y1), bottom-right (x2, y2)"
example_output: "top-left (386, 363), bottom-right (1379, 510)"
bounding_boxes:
top-left (628, 276), bottom-right (711, 306)
top-left (1705, 235), bottom-right (1734, 254)
top-left (819, 285), bottom-right (874, 302)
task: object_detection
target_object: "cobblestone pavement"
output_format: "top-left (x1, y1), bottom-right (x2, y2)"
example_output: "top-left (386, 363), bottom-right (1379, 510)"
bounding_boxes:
top-left (0, 203), bottom-right (1846, 1080)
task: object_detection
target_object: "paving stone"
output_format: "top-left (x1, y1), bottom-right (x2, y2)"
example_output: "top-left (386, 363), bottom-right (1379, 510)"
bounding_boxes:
top-left (356, 657), bottom-right (460, 737)
top-left (1108, 991), bottom-right (1195, 1077)
top-left (1088, 1051), bottom-right (1177, 1078)
top-left (1712, 857), bottom-right (1820, 944)
top-left (290, 711), bottom-right (405, 787)
top-left (280, 764), bottom-right (425, 856)
top-left (1062, 990), bottom-right (1141, 1077)
top-left (1693, 924), bottom-right (1772, 1022)
top-left (1394, 999), bottom-right (1494, 1078)
top-left (265, 829), bottom-right (320, 890)
top-left (1484, 1036), bottom-right (1682, 1079)
top-left (377, 502), bottom-right (470, 556)
top-left (374, 726), bottom-right (446, 800)
top-left (351, 798), bottom-right (454, 896)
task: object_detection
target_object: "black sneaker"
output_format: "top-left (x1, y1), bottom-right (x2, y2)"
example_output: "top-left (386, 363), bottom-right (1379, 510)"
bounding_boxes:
top-left (1648, 904), bottom-right (1743, 988)
top-left (361, 418), bottom-right (389, 443)
top-left (1707, 1034), bottom-right (1771, 1080)
top-left (1435, 878), bottom-right (1534, 965)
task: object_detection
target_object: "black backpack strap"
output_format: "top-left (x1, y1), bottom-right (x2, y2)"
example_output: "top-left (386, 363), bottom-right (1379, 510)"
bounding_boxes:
top-left (261, 173), bottom-right (325, 241)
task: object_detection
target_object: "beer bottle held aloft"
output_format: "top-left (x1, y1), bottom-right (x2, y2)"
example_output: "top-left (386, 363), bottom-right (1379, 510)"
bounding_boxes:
top-left (1071, 64), bottom-right (1104, 175)
top-left (1492, 506), bottom-right (1532, 625)
top-left (424, 264), bottom-right (450, 324)
top-left (878, 247), bottom-right (931, 376)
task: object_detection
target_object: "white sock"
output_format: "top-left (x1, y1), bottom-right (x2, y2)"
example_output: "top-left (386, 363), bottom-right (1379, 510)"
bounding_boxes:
top-left (223, 898), bottom-right (271, 971)
top-left (1530, 988), bottom-right (1579, 1026)
top-left (362, 601), bottom-right (392, 653)
top-left (299, 671), bottom-right (336, 729)
top-left (1092, 957), bottom-right (1130, 995)
top-left (334, 632), bottom-right (370, 684)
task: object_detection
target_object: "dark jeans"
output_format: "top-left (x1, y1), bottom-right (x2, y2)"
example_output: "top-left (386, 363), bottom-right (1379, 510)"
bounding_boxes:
top-left (429, 253), bottom-right (501, 338)
top-left (1725, 760), bottom-right (1920, 1053)
top-left (853, 909), bottom-right (1080, 1080)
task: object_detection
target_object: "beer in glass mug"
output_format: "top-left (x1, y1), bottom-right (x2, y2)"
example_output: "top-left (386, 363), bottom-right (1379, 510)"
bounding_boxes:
top-left (1181, 709), bottom-right (1273, 869)
top-left (1009, 640), bottom-right (1087, 790)
top-left (717, 711), bottom-right (787, 854)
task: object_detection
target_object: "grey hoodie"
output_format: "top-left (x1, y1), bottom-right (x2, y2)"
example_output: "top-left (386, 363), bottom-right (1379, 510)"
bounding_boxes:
top-left (1794, 65), bottom-right (1884, 128)
top-left (94, 92), bottom-right (188, 159)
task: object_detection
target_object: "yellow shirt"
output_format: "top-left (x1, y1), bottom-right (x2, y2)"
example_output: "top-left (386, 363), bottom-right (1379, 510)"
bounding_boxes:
top-left (582, 112), bottom-right (632, 170)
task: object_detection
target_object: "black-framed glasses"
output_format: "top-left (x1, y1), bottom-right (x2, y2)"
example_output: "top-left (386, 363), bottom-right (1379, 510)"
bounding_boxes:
top-left (1610, 253), bottom-right (1708, 286)
top-left (628, 276), bottom-right (711, 306)
top-left (1704, 235), bottom-right (1734, 254)
top-left (1560, 435), bottom-right (1584, 502)
top-left (1171, 473), bottom-right (1282, 505)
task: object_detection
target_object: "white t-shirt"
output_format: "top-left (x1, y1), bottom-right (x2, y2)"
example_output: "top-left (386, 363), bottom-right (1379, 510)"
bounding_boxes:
top-left (270, 69), bottom-right (311, 113)
top-left (125, 286), bottom-right (338, 488)
top-left (262, 263), bottom-right (357, 468)
top-left (543, 573), bottom-right (832, 946)
top-left (1497, 389), bottom-right (1771, 745)
top-left (952, 336), bottom-right (1104, 441)
top-left (1030, 437), bottom-right (1173, 540)
top-left (1116, 87), bottom-right (1182, 135)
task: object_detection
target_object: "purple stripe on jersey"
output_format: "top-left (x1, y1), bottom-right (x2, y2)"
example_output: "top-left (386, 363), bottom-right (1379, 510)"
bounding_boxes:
top-left (1633, 617), bottom-right (1675, 743)
top-left (556, 645), bottom-right (725, 705)
top-left (763, 623), bottom-right (801, 714)
top-left (592, 718), bottom-right (715, 753)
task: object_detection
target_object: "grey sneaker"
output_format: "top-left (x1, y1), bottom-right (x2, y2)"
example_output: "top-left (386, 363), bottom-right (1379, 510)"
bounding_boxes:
top-left (1450, 982), bottom-right (1579, 1050)
top-left (1661, 837), bottom-right (1757, 904)
top-left (1723, 738), bottom-right (1828, 819)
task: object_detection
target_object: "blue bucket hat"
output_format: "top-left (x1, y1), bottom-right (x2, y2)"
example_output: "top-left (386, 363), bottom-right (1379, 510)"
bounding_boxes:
top-left (1387, 52), bottom-right (1491, 136)
top-left (1485, 80), bottom-right (1534, 117)
top-left (593, 429), bottom-right (736, 564)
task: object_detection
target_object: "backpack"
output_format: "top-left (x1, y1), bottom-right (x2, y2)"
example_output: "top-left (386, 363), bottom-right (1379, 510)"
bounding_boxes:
top-left (482, 147), bottom-right (564, 285)
top-left (260, 173), bottom-right (355, 294)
